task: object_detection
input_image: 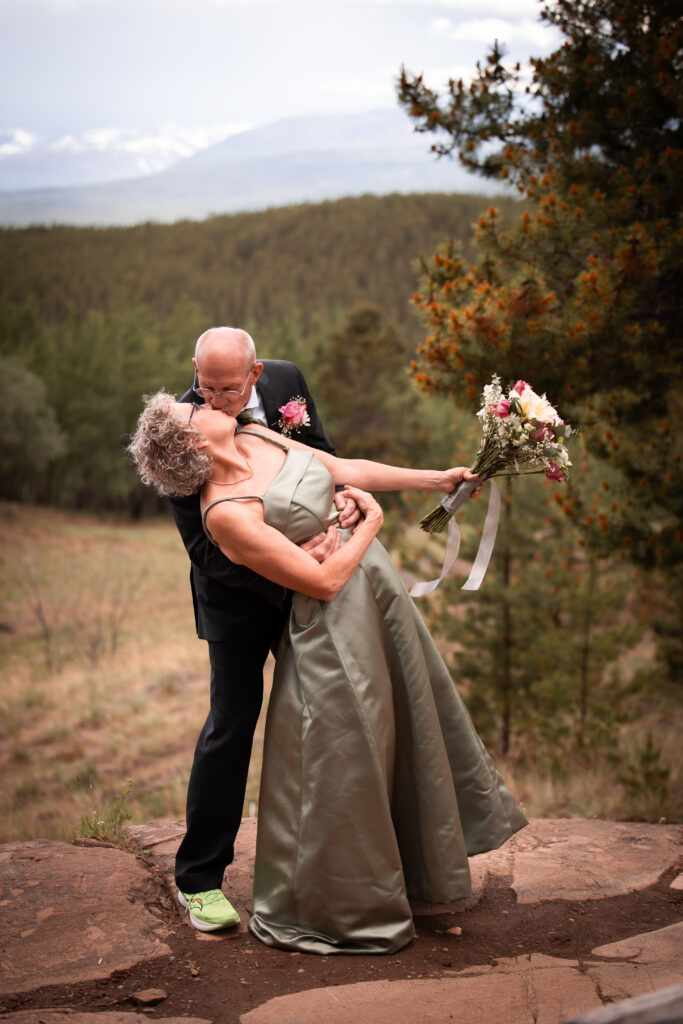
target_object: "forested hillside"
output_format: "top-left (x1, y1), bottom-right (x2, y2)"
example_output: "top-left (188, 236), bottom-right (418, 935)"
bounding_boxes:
top-left (0, 192), bottom-right (513, 334)
top-left (0, 192), bottom-right (518, 510)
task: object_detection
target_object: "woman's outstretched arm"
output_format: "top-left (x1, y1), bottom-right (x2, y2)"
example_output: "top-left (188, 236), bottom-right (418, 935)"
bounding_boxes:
top-left (325, 457), bottom-right (477, 493)
top-left (205, 485), bottom-right (384, 602)
top-left (239, 427), bottom-right (478, 495)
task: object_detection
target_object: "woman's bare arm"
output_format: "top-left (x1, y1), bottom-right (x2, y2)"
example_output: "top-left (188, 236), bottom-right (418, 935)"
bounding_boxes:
top-left (205, 485), bottom-right (383, 602)
top-left (238, 427), bottom-right (477, 494)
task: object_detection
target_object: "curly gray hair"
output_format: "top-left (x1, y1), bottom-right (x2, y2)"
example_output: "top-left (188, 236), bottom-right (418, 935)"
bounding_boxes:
top-left (128, 391), bottom-right (212, 497)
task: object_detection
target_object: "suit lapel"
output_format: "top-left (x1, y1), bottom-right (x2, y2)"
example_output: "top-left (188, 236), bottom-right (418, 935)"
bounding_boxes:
top-left (257, 365), bottom-right (285, 431)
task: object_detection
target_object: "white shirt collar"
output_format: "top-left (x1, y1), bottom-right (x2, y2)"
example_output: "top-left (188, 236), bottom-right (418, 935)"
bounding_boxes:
top-left (241, 385), bottom-right (267, 425)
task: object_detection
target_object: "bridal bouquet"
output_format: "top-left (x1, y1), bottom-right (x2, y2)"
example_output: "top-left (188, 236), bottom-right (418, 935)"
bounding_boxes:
top-left (420, 376), bottom-right (573, 535)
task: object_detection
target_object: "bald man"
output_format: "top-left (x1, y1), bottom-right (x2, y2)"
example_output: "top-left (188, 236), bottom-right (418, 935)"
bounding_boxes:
top-left (169, 327), bottom-right (357, 931)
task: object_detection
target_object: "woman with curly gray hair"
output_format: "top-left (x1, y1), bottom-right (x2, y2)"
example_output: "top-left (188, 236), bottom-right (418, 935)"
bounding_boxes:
top-left (128, 391), bottom-right (212, 497)
top-left (128, 390), bottom-right (526, 956)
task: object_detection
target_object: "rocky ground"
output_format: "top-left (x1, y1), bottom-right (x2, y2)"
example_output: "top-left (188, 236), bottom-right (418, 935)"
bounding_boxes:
top-left (0, 818), bottom-right (681, 1024)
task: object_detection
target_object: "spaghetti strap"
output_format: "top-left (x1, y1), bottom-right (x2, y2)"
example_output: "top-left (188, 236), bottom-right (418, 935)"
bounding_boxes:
top-left (201, 430), bottom-right (290, 543)
top-left (202, 493), bottom-right (264, 545)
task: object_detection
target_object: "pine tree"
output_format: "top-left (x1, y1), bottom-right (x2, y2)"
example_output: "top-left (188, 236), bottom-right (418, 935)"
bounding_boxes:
top-left (414, 473), bottom-right (639, 760)
top-left (397, 0), bottom-right (682, 691)
top-left (0, 356), bottom-right (65, 500)
top-left (398, 0), bottom-right (682, 568)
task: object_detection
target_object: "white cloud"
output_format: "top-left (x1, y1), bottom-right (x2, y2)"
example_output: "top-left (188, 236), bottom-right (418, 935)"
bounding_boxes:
top-left (47, 133), bottom-right (88, 153)
top-left (448, 16), bottom-right (552, 47)
top-left (423, 61), bottom-right (484, 82)
top-left (440, 0), bottom-right (541, 14)
top-left (426, 9), bottom-right (561, 69)
top-left (163, 122), bottom-right (253, 150)
top-left (1, 0), bottom-right (562, 155)
top-left (35, 0), bottom-right (546, 14)
top-left (83, 128), bottom-right (129, 150)
top-left (39, 0), bottom-right (107, 10)
top-left (0, 129), bottom-right (39, 158)
top-left (318, 69), bottom-right (397, 103)
top-left (430, 16), bottom-right (453, 34)
top-left (370, 0), bottom-right (542, 12)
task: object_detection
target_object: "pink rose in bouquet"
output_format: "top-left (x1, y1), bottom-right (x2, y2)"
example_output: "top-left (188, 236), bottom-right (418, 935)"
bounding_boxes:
top-left (493, 399), bottom-right (511, 418)
top-left (531, 424), bottom-right (553, 442)
top-left (545, 462), bottom-right (565, 482)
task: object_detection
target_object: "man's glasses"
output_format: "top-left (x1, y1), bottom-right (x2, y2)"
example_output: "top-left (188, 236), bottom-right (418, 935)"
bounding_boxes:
top-left (192, 365), bottom-right (255, 402)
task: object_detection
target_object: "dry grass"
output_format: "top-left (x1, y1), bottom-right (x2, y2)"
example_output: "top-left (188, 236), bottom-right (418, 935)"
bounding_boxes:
top-left (1, 502), bottom-right (679, 843)
top-left (498, 715), bottom-right (682, 825)
top-left (0, 501), bottom-right (272, 842)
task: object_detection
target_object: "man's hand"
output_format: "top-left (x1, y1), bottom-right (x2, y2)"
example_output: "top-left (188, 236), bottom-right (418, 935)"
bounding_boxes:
top-left (334, 490), bottom-right (361, 528)
top-left (299, 524), bottom-right (341, 564)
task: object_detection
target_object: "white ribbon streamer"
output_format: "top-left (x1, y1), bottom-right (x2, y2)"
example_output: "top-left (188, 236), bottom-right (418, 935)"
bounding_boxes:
top-left (409, 515), bottom-right (463, 597)
top-left (461, 478), bottom-right (501, 591)
top-left (410, 479), bottom-right (501, 597)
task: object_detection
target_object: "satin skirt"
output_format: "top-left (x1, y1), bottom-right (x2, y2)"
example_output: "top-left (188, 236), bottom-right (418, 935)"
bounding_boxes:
top-left (249, 537), bottom-right (527, 954)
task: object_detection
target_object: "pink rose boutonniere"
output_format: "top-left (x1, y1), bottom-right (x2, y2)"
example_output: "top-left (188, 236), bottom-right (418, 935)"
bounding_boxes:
top-left (276, 396), bottom-right (311, 438)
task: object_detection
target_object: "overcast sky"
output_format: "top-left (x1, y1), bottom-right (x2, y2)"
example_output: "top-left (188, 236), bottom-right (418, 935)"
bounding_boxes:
top-left (1, 0), bottom-right (561, 166)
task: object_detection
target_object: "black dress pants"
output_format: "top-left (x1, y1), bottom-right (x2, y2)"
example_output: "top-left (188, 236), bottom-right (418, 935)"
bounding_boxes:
top-left (175, 593), bottom-right (288, 893)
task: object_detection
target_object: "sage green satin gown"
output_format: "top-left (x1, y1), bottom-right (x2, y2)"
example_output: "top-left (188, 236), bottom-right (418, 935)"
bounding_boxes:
top-left (206, 432), bottom-right (527, 955)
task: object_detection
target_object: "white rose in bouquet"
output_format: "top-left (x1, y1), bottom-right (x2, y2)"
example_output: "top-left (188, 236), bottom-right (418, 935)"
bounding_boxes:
top-left (514, 386), bottom-right (561, 425)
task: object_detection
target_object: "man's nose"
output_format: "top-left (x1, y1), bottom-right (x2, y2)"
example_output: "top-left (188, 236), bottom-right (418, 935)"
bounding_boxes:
top-left (208, 393), bottom-right (228, 408)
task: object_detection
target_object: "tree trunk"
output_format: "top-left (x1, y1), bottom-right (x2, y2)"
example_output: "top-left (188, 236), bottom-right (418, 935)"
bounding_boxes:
top-left (578, 557), bottom-right (597, 747)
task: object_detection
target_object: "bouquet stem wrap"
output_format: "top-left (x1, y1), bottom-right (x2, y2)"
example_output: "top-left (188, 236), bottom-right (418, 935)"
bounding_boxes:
top-left (442, 476), bottom-right (481, 514)
top-left (410, 479), bottom-right (501, 597)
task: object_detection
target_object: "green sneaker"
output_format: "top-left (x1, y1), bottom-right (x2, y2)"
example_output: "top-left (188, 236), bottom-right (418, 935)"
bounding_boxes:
top-left (178, 889), bottom-right (240, 931)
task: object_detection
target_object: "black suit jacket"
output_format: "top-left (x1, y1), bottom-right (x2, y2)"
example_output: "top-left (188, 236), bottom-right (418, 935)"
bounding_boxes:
top-left (168, 360), bottom-right (336, 640)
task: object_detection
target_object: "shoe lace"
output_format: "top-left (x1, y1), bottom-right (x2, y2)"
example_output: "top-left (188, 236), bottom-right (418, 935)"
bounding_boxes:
top-left (186, 889), bottom-right (223, 912)
top-left (200, 889), bottom-right (224, 907)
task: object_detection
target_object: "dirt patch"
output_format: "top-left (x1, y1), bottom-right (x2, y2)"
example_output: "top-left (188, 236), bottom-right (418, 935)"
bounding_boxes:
top-left (2, 861), bottom-right (681, 1024)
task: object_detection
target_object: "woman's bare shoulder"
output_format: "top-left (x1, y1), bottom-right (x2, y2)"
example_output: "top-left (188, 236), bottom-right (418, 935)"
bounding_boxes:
top-left (202, 494), bottom-right (265, 559)
top-left (202, 492), bottom-right (264, 520)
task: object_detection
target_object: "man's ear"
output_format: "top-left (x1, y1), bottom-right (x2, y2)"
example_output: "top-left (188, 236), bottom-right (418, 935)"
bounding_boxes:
top-left (252, 361), bottom-right (264, 384)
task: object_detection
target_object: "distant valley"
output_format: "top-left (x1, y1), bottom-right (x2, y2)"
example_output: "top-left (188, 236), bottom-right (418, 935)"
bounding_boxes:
top-left (0, 109), bottom-right (504, 227)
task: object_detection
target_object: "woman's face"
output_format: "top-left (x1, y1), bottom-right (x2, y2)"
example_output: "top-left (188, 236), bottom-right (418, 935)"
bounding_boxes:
top-left (174, 402), bottom-right (236, 452)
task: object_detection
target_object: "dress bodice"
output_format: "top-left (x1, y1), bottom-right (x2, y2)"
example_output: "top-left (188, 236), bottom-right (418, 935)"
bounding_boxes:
top-left (202, 431), bottom-right (339, 547)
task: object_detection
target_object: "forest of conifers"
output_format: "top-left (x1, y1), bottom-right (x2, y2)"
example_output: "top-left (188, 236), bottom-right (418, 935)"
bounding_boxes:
top-left (0, 191), bottom-right (509, 511)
